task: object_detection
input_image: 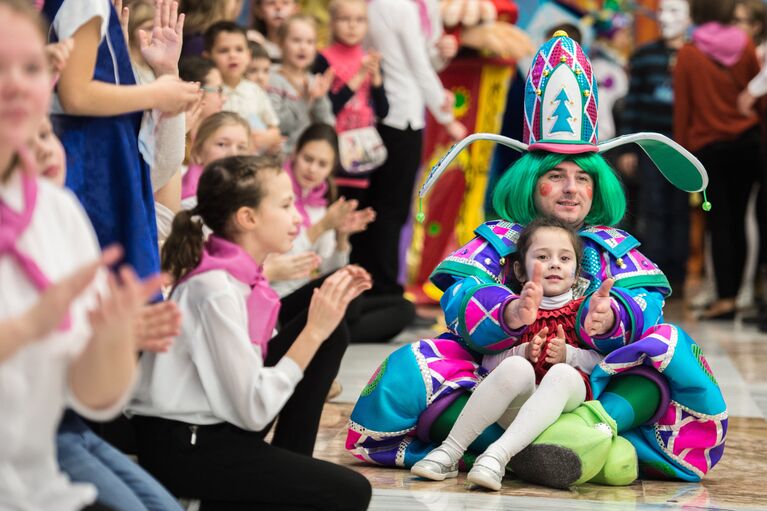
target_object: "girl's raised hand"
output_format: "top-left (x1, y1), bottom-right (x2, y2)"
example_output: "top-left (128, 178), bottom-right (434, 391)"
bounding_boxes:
top-left (583, 278), bottom-right (616, 337)
top-left (112, 0), bottom-right (130, 47)
top-left (139, 0), bottom-right (185, 77)
top-left (134, 300), bottom-right (181, 353)
top-left (322, 197), bottom-right (358, 231)
top-left (337, 207), bottom-right (376, 236)
top-left (87, 266), bottom-right (165, 352)
top-left (18, 245), bottom-right (122, 344)
top-left (306, 266), bottom-right (372, 341)
top-left (526, 326), bottom-right (548, 364)
top-left (544, 324), bottom-right (567, 364)
top-left (505, 261), bottom-right (543, 328)
top-left (45, 39), bottom-right (75, 77)
top-left (184, 93), bottom-right (205, 135)
top-left (308, 68), bottom-right (335, 101)
top-left (263, 252), bottom-right (321, 281)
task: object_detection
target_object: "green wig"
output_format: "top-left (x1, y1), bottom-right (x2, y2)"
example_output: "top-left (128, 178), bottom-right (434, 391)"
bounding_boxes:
top-left (492, 151), bottom-right (626, 227)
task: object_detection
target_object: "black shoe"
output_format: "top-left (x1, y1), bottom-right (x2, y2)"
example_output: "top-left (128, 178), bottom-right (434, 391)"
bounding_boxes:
top-left (410, 314), bottom-right (438, 328)
top-left (700, 309), bottom-right (737, 321)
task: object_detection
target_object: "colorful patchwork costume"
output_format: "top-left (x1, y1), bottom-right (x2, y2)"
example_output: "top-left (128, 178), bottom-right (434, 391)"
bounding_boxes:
top-left (346, 32), bottom-right (726, 488)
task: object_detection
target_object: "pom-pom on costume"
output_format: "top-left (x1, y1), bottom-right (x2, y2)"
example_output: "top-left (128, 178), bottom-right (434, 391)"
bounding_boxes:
top-left (346, 31), bottom-right (725, 488)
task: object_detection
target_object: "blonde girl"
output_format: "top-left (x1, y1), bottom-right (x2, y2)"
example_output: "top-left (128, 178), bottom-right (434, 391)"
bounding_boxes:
top-left (181, 111), bottom-right (252, 205)
top-left (268, 14), bottom-right (335, 154)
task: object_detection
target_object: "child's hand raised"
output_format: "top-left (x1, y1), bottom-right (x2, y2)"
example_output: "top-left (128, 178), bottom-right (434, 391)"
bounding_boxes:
top-left (583, 278), bottom-right (615, 337)
top-left (337, 207), bottom-right (376, 236)
top-left (504, 261), bottom-right (543, 329)
top-left (526, 325), bottom-right (547, 363)
top-left (139, 0), bottom-right (186, 77)
top-left (134, 299), bottom-right (181, 353)
top-left (16, 245), bottom-right (122, 344)
top-left (322, 197), bottom-right (358, 231)
top-left (306, 266), bottom-right (372, 341)
top-left (45, 39), bottom-right (74, 77)
top-left (544, 324), bottom-right (567, 364)
top-left (308, 68), bottom-right (335, 101)
top-left (87, 266), bottom-right (165, 351)
top-left (263, 252), bottom-right (321, 281)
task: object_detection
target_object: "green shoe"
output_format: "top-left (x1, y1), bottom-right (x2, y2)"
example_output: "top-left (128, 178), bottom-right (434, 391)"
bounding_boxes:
top-left (509, 401), bottom-right (617, 489)
top-left (589, 435), bottom-right (637, 486)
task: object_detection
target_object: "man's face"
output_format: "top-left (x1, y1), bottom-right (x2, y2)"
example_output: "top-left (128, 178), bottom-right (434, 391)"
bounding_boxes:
top-left (658, 0), bottom-right (691, 41)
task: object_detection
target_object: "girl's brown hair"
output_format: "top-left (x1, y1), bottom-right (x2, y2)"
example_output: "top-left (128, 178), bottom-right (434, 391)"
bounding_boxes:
top-left (162, 155), bottom-right (282, 282)
top-left (510, 217), bottom-right (583, 291)
top-left (690, 0), bottom-right (737, 25)
top-left (179, 0), bottom-right (230, 35)
top-left (126, 0), bottom-right (155, 55)
top-left (736, 0), bottom-right (767, 44)
top-left (277, 14), bottom-right (317, 43)
top-left (190, 111), bottom-right (252, 164)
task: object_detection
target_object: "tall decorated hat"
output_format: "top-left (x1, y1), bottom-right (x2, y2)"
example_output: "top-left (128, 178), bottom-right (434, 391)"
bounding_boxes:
top-left (524, 30), bottom-right (600, 153)
top-left (420, 31), bottom-right (709, 205)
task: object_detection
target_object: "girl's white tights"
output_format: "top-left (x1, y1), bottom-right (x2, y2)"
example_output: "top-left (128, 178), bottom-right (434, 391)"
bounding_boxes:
top-left (427, 356), bottom-right (586, 473)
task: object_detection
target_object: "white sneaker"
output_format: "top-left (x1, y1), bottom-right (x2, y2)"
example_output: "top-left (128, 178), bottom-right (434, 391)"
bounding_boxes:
top-left (411, 447), bottom-right (459, 481)
top-left (467, 452), bottom-right (505, 491)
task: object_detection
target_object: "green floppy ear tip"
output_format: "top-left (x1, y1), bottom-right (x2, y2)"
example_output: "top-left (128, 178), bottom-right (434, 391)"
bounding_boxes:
top-left (416, 198), bottom-right (426, 223)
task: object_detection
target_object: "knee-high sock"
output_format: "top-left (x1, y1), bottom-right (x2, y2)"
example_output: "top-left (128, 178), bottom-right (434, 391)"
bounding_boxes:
top-left (434, 356), bottom-right (536, 464)
top-left (484, 363), bottom-right (586, 467)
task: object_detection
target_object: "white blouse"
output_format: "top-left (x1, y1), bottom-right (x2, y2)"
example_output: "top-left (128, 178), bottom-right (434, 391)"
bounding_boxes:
top-left (0, 172), bottom-right (127, 511)
top-left (128, 270), bottom-right (304, 431)
top-left (366, 0), bottom-right (454, 129)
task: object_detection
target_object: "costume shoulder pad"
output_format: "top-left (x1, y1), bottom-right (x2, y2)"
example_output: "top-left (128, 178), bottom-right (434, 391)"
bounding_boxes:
top-left (429, 221), bottom-right (523, 291)
top-left (473, 220), bottom-right (523, 257)
top-left (579, 225), bottom-right (640, 258)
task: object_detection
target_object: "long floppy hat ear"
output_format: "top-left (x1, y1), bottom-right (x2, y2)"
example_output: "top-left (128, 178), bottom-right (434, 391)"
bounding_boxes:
top-left (598, 132), bottom-right (708, 192)
top-left (419, 133), bottom-right (528, 198)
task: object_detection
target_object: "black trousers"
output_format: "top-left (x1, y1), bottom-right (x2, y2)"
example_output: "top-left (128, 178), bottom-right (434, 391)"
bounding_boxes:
top-left (280, 275), bottom-right (416, 343)
top-left (345, 124), bottom-right (423, 295)
top-left (133, 311), bottom-right (371, 510)
top-left (695, 127), bottom-right (762, 299)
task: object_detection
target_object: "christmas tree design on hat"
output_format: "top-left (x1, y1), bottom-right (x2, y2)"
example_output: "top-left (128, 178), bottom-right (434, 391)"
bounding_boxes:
top-left (525, 30), bottom-right (600, 153)
top-left (419, 30), bottom-right (710, 208)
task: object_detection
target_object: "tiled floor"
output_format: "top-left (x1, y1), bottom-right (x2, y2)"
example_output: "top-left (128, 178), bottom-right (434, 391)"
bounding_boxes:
top-left (318, 303), bottom-right (767, 510)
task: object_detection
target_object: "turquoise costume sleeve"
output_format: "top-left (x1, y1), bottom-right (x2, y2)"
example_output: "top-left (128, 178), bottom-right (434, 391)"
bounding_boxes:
top-left (441, 277), bottom-right (524, 355)
top-left (578, 227), bottom-right (670, 349)
top-left (577, 286), bottom-right (666, 354)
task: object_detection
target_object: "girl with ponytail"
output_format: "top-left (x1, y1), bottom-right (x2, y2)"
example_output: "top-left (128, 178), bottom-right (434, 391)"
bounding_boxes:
top-left (129, 155), bottom-right (373, 510)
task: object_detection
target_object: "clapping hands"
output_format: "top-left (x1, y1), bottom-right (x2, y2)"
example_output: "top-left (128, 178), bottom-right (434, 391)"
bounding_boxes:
top-left (306, 265), bottom-right (372, 341)
top-left (526, 324), bottom-right (566, 365)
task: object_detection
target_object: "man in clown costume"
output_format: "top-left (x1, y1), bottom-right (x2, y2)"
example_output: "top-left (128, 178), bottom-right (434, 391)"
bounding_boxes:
top-left (345, 31), bottom-right (726, 489)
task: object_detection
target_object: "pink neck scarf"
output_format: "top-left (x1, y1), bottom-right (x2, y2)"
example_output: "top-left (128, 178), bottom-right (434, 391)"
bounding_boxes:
top-left (414, 0), bottom-right (433, 39)
top-left (322, 42), bottom-right (375, 131)
top-left (180, 235), bottom-right (280, 359)
top-left (285, 160), bottom-right (327, 228)
top-left (181, 163), bottom-right (204, 200)
top-left (0, 168), bottom-right (70, 330)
